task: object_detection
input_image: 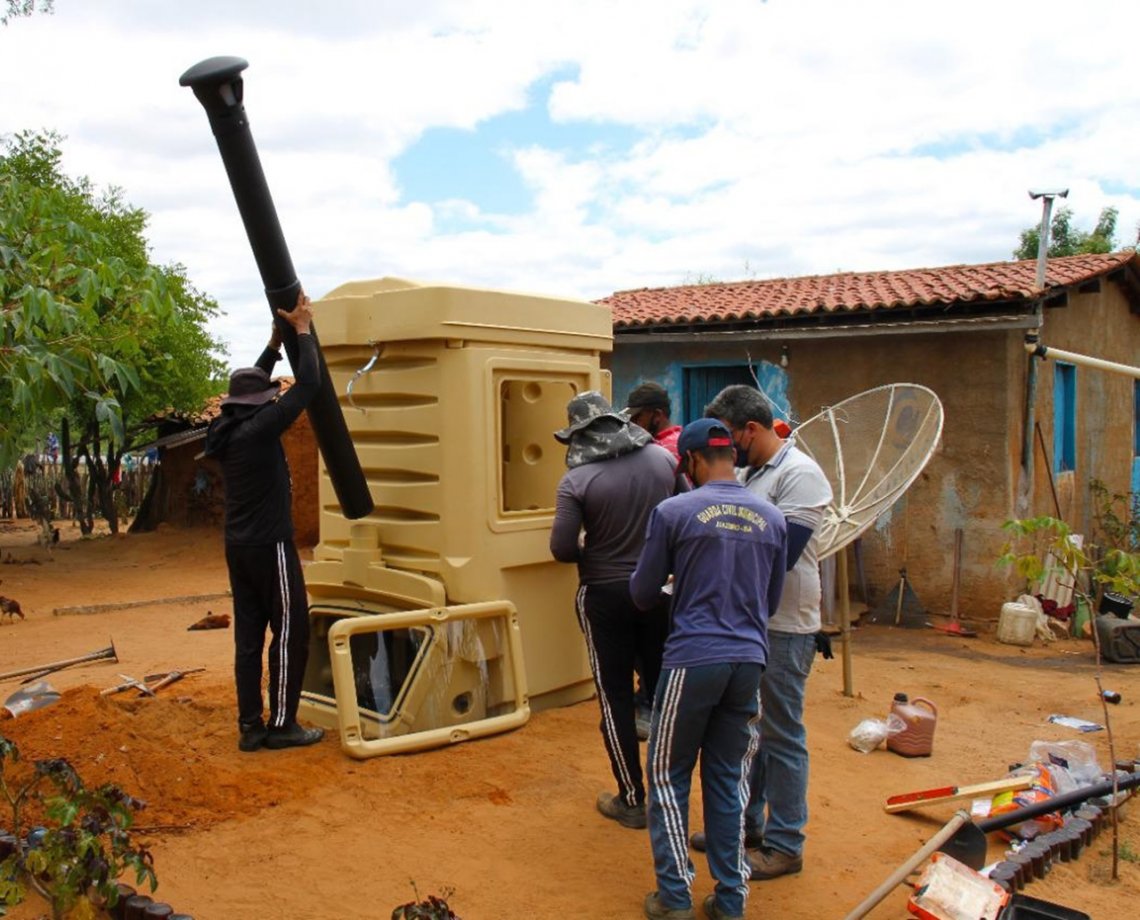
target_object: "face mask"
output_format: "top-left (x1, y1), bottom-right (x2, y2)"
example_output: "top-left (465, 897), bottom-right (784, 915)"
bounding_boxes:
top-left (733, 427), bottom-right (754, 468)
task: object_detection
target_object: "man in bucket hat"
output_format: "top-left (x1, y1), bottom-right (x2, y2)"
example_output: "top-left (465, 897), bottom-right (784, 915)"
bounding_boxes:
top-left (205, 290), bottom-right (325, 753)
top-left (550, 391), bottom-right (680, 829)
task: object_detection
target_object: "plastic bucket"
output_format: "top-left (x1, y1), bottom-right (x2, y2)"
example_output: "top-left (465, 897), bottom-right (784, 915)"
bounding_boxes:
top-left (997, 602), bottom-right (1037, 646)
top-left (1098, 592), bottom-right (1134, 619)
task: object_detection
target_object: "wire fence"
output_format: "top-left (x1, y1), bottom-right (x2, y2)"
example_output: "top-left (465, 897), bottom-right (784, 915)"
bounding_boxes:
top-left (0, 461), bottom-right (151, 524)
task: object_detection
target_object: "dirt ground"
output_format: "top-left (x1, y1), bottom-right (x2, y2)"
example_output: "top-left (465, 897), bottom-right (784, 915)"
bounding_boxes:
top-left (0, 519), bottom-right (1136, 920)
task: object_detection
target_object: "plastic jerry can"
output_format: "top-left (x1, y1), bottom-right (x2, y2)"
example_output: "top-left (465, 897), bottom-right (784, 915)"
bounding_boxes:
top-left (997, 602), bottom-right (1037, 646)
top-left (1094, 615), bottom-right (1140, 664)
top-left (887, 693), bottom-right (937, 757)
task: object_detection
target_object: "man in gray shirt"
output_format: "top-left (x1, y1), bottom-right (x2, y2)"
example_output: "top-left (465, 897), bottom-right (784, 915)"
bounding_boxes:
top-left (698, 384), bottom-right (833, 881)
top-left (550, 391), bottom-right (680, 830)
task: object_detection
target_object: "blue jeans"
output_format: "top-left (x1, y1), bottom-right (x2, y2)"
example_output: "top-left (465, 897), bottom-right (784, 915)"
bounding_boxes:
top-left (648, 663), bottom-right (763, 918)
top-left (746, 631), bottom-right (816, 857)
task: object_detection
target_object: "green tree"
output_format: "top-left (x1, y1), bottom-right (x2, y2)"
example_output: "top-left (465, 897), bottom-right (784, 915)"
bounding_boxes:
top-left (0, 131), bottom-right (227, 533)
top-left (1014, 205), bottom-right (1119, 260)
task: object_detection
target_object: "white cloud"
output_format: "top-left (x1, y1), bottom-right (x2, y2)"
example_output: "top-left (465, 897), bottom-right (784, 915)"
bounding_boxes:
top-left (1, 0), bottom-right (1137, 370)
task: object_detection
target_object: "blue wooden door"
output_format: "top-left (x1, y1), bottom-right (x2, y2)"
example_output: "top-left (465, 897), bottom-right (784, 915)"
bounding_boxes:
top-left (682, 363), bottom-right (790, 424)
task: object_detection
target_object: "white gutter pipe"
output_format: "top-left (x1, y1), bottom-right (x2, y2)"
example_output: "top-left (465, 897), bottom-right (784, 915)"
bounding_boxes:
top-left (1025, 333), bottom-right (1140, 379)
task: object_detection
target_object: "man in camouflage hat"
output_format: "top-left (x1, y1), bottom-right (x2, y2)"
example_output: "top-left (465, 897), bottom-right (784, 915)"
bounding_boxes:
top-left (550, 391), bottom-right (681, 830)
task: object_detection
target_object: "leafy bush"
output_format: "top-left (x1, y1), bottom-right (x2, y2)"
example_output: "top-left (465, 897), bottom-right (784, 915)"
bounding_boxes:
top-left (0, 736), bottom-right (156, 919)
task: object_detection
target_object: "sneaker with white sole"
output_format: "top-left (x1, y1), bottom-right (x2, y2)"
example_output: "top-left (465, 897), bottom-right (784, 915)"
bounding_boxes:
top-left (596, 791), bottom-right (647, 829)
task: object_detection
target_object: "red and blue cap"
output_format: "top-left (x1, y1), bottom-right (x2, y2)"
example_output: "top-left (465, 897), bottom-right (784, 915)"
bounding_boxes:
top-left (677, 418), bottom-right (734, 455)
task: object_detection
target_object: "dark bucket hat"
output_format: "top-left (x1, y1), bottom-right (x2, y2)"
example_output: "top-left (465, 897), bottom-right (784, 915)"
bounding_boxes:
top-left (554, 391), bottom-right (628, 443)
top-left (221, 367), bottom-right (281, 407)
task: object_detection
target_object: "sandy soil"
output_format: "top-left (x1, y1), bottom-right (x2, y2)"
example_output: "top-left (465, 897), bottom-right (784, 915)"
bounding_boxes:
top-left (0, 519), bottom-right (1136, 919)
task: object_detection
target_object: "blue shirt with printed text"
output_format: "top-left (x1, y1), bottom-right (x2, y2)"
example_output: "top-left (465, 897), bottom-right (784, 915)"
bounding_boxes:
top-left (630, 479), bottom-right (787, 669)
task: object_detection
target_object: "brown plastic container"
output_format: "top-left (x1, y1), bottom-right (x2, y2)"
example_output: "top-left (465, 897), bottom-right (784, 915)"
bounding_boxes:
top-left (886, 693), bottom-right (937, 757)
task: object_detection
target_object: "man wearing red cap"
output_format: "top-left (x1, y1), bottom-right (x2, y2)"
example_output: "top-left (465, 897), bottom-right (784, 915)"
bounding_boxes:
top-left (631, 418), bottom-right (786, 920)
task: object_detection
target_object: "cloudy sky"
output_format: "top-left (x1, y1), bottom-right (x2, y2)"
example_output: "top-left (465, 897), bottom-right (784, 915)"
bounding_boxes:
top-left (3, 0), bottom-right (1137, 369)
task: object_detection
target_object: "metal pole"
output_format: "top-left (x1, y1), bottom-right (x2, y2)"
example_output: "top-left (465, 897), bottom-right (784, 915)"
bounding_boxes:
top-left (1020, 188), bottom-right (1069, 515)
top-left (839, 543), bottom-right (853, 697)
top-left (179, 56), bottom-right (373, 521)
top-left (0, 643), bottom-right (118, 682)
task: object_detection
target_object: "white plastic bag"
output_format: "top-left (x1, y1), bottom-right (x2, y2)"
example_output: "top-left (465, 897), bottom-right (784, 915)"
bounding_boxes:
top-left (1027, 739), bottom-right (1102, 785)
top-left (848, 713), bottom-right (906, 753)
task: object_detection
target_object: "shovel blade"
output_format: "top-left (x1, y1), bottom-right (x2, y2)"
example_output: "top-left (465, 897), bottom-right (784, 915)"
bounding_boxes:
top-left (938, 822), bottom-right (989, 870)
top-left (3, 680), bottom-right (61, 717)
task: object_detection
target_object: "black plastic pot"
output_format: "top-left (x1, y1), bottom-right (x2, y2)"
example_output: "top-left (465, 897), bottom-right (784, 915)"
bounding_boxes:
top-left (1002, 892), bottom-right (1090, 919)
top-left (1098, 591), bottom-right (1134, 618)
top-left (123, 894), bottom-right (154, 920)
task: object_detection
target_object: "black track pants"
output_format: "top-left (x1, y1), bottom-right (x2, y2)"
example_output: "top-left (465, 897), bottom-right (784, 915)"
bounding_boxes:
top-left (576, 580), bottom-right (669, 807)
top-left (225, 540), bottom-right (309, 729)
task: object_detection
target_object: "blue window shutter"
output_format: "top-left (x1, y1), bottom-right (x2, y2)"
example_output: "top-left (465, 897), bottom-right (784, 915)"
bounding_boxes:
top-left (1053, 363), bottom-right (1076, 473)
top-left (682, 364), bottom-right (790, 424)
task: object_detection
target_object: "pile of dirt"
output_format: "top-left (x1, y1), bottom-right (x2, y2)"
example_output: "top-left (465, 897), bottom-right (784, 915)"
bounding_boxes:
top-left (2, 685), bottom-right (326, 830)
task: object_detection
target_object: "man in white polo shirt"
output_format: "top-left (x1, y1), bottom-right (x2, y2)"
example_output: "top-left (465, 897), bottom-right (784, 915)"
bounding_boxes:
top-left (695, 384), bottom-right (833, 880)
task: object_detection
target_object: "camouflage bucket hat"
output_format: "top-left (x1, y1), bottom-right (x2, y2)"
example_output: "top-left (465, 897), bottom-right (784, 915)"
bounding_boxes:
top-left (553, 391), bottom-right (628, 444)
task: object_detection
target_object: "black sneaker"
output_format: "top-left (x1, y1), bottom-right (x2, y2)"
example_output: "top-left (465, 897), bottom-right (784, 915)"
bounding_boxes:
top-left (596, 791), bottom-right (647, 829)
top-left (263, 722), bottom-right (325, 750)
top-left (238, 720), bottom-right (268, 753)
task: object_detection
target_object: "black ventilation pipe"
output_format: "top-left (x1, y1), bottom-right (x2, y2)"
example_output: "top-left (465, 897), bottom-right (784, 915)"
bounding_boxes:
top-left (179, 56), bottom-right (373, 520)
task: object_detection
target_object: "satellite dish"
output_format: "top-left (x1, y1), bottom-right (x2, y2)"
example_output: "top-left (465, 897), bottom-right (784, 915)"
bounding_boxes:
top-left (790, 383), bottom-right (944, 562)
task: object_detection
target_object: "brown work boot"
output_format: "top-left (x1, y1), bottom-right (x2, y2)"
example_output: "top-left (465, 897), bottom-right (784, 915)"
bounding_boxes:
top-left (702, 893), bottom-right (743, 920)
top-left (748, 846), bottom-right (803, 880)
top-left (596, 791), bottom-right (647, 829)
top-left (643, 892), bottom-right (696, 920)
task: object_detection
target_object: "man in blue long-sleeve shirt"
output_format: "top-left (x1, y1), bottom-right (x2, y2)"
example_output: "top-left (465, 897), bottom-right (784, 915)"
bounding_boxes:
top-left (631, 419), bottom-right (786, 920)
top-left (205, 291), bottom-right (323, 753)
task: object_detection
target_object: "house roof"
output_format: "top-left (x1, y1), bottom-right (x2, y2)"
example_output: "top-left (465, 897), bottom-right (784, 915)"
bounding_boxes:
top-left (142, 377), bottom-right (298, 430)
top-left (134, 378), bottom-right (299, 455)
top-left (600, 251), bottom-right (1140, 330)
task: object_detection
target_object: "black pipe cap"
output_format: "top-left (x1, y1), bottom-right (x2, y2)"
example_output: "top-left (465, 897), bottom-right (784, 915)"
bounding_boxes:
top-left (179, 56), bottom-right (248, 88)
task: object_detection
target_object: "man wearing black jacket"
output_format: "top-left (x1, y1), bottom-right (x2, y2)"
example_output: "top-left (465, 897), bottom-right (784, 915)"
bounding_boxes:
top-left (205, 291), bottom-right (324, 753)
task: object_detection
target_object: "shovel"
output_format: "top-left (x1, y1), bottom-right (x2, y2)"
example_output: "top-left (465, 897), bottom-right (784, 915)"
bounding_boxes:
top-left (3, 680), bottom-right (61, 717)
top-left (938, 770), bottom-right (1140, 869)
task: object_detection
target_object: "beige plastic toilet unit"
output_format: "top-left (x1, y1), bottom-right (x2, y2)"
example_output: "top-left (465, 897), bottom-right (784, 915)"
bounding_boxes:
top-left (297, 277), bottom-right (613, 758)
